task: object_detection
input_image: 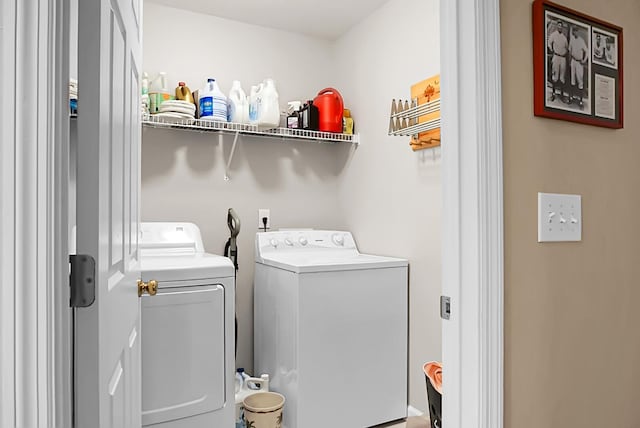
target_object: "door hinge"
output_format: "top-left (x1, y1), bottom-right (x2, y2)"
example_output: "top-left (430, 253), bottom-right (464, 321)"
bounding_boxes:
top-left (69, 254), bottom-right (96, 308)
top-left (440, 295), bottom-right (451, 320)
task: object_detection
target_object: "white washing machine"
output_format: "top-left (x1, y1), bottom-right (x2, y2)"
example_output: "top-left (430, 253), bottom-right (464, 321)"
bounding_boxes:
top-left (254, 230), bottom-right (408, 428)
top-left (140, 222), bottom-right (235, 428)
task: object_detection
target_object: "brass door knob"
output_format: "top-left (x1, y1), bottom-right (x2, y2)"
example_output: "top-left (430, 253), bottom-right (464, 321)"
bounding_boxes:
top-left (137, 279), bottom-right (158, 297)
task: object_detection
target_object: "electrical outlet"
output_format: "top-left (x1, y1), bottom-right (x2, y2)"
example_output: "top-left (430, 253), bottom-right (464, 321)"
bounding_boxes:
top-left (258, 209), bottom-right (271, 230)
top-left (538, 193), bottom-right (582, 242)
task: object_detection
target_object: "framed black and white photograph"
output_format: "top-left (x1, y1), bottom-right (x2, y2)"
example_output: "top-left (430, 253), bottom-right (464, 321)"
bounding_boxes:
top-left (533, 0), bottom-right (623, 129)
top-left (592, 28), bottom-right (618, 69)
top-left (544, 11), bottom-right (591, 114)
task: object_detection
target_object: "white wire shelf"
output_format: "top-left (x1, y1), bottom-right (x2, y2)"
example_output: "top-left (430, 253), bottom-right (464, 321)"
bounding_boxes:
top-left (142, 114), bottom-right (359, 145)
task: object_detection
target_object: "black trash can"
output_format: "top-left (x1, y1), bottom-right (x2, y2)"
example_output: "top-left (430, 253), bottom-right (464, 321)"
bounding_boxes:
top-left (423, 362), bottom-right (442, 428)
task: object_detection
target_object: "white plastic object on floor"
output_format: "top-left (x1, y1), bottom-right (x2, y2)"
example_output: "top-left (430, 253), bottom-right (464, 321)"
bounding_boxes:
top-left (235, 370), bottom-right (244, 394)
top-left (235, 374), bottom-right (270, 425)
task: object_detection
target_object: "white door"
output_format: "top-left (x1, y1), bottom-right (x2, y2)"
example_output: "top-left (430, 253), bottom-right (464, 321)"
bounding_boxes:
top-left (74, 0), bottom-right (144, 426)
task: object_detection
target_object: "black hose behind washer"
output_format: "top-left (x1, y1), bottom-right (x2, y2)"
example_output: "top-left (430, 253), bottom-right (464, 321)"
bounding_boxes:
top-left (224, 208), bottom-right (241, 357)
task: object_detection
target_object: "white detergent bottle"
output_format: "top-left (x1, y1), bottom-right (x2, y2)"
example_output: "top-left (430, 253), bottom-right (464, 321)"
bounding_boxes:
top-left (148, 71), bottom-right (171, 114)
top-left (199, 78), bottom-right (216, 120)
top-left (256, 78), bottom-right (280, 130)
top-left (227, 80), bottom-right (249, 124)
top-left (209, 78), bottom-right (228, 122)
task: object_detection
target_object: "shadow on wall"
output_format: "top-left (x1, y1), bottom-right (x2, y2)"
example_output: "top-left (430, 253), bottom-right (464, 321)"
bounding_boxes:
top-left (234, 135), bottom-right (355, 190)
top-left (142, 127), bottom-right (355, 187)
top-left (141, 127), bottom-right (216, 183)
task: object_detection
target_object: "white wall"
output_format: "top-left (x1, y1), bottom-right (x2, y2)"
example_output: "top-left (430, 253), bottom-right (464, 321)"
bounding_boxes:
top-left (141, 3), bottom-right (353, 373)
top-left (143, 3), bottom-right (341, 107)
top-left (142, 0), bottom-right (441, 412)
top-left (333, 0), bottom-right (441, 412)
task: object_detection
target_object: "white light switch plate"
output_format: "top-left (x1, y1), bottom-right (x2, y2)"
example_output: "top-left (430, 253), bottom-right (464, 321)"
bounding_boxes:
top-left (538, 193), bottom-right (582, 242)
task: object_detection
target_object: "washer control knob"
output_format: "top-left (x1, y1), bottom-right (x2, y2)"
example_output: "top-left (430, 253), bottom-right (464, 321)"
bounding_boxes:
top-left (298, 236), bottom-right (308, 246)
top-left (270, 239), bottom-right (279, 248)
top-left (284, 237), bottom-right (294, 246)
top-left (332, 233), bottom-right (345, 246)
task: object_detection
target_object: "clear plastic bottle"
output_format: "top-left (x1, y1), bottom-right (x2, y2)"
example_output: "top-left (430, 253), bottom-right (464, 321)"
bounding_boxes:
top-left (248, 83), bottom-right (263, 124)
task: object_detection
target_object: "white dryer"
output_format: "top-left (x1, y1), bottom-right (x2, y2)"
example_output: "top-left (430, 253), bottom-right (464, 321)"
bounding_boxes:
top-left (254, 230), bottom-right (408, 428)
top-left (140, 222), bottom-right (235, 428)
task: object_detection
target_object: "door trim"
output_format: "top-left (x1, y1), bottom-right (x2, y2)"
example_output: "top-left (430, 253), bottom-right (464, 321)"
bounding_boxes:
top-left (0, 0), bottom-right (72, 427)
top-left (53, 0), bottom-right (74, 426)
top-left (0, 1), bottom-right (17, 425)
top-left (441, 1), bottom-right (504, 428)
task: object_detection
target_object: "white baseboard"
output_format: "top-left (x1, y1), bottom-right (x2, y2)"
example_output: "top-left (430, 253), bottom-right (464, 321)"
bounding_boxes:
top-left (408, 405), bottom-right (424, 417)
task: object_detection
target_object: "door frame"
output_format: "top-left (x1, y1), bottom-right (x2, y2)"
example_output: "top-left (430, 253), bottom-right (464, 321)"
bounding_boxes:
top-left (0, 1), bottom-right (504, 427)
top-left (441, 1), bottom-right (504, 427)
top-left (0, 0), bottom-right (72, 427)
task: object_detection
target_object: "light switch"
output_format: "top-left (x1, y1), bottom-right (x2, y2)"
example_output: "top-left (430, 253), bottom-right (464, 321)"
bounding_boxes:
top-left (538, 193), bottom-right (582, 242)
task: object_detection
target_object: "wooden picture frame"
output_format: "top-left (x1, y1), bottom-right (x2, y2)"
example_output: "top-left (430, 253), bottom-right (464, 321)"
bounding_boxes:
top-left (533, 0), bottom-right (623, 128)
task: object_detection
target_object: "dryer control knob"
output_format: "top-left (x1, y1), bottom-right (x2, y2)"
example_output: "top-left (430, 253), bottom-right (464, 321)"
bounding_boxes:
top-left (298, 236), bottom-right (308, 246)
top-left (270, 238), bottom-right (279, 248)
top-left (284, 237), bottom-right (294, 246)
top-left (332, 233), bottom-right (345, 246)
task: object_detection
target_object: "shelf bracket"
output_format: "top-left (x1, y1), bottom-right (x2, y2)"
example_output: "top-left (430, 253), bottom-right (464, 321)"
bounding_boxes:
top-left (223, 131), bottom-right (240, 181)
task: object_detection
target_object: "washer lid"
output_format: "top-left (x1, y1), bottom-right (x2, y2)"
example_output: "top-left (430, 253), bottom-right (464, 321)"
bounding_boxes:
top-left (141, 253), bottom-right (234, 282)
top-left (258, 251), bottom-right (408, 273)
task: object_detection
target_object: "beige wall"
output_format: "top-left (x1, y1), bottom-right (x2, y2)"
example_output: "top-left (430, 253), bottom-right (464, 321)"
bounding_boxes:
top-left (502, 1), bottom-right (640, 427)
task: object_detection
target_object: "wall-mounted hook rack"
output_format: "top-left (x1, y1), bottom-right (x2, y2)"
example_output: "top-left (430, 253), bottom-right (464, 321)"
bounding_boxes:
top-left (388, 75), bottom-right (441, 151)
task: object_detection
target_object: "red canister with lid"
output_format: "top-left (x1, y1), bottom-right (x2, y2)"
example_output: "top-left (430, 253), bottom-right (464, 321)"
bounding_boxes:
top-left (313, 88), bottom-right (344, 133)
